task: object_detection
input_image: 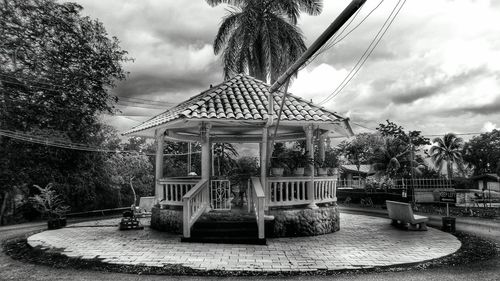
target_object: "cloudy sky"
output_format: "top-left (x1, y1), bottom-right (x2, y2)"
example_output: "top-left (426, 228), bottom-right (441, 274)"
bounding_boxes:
top-left (74, 0), bottom-right (500, 138)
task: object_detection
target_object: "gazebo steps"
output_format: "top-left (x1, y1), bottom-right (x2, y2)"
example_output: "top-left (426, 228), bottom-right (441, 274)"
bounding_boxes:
top-left (181, 220), bottom-right (266, 245)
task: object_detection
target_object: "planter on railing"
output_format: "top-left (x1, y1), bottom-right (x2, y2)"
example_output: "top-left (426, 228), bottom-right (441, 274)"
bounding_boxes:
top-left (182, 178), bottom-right (209, 238)
top-left (157, 178), bottom-right (199, 206)
top-left (249, 177), bottom-right (265, 239)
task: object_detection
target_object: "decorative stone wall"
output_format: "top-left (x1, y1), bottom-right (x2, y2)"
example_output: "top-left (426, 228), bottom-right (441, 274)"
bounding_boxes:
top-left (150, 206), bottom-right (183, 234)
top-left (151, 204), bottom-right (340, 238)
top-left (266, 204), bottom-right (340, 237)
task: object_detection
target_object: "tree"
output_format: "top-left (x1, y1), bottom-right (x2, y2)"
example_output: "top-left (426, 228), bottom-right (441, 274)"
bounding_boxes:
top-left (336, 133), bottom-right (382, 171)
top-left (207, 0), bottom-right (322, 83)
top-left (105, 153), bottom-right (154, 206)
top-left (430, 133), bottom-right (465, 179)
top-left (375, 120), bottom-right (430, 178)
top-left (0, 0), bottom-right (129, 223)
top-left (462, 129), bottom-right (500, 175)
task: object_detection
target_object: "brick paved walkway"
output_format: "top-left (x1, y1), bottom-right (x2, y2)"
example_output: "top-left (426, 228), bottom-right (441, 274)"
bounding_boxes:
top-left (27, 214), bottom-right (461, 272)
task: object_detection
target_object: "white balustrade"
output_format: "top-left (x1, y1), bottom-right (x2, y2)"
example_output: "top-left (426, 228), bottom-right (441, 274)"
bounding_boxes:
top-left (266, 177), bottom-right (311, 207)
top-left (157, 178), bottom-right (199, 206)
top-left (314, 177), bottom-right (337, 203)
top-left (182, 179), bottom-right (210, 238)
top-left (249, 177), bottom-right (265, 239)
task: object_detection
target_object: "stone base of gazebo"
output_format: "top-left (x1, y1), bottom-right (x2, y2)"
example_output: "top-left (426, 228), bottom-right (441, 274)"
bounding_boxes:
top-left (150, 206), bottom-right (183, 234)
top-left (267, 204), bottom-right (340, 237)
top-left (150, 204), bottom-right (340, 238)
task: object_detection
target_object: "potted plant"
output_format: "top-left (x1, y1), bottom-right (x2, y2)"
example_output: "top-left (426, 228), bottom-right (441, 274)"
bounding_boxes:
top-left (30, 183), bottom-right (70, 230)
top-left (286, 150), bottom-right (314, 176)
top-left (316, 160), bottom-right (329, 176)
top-left (270, 153), bottom-right (287, 176)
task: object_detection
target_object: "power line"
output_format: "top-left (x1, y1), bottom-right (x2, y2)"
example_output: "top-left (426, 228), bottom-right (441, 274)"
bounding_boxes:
top-left (349, 122), bottom-right (485, 137)
top-left (318, 0), bottom-right (406, 105)
top-left (0, 74), bottom-right (178, 107)
top-left (0, 128), bottom-right (201, 156)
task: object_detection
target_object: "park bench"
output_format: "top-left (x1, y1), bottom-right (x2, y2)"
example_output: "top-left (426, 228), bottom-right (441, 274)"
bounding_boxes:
top-left (386, 200), bottom-right (428, 231)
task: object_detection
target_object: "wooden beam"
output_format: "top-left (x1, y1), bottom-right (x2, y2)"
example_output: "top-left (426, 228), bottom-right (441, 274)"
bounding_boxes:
top-left (154, 128), bottom-right (166, 202)
top-left (305, 125), bottom-right (318, 209)
top-left (260, 127), bottom-right (268, 211)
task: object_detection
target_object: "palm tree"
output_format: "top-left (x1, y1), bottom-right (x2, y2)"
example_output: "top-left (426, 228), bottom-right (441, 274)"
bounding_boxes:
top-left (430, 133), bottom-right (464, 179)
top-left (206, 0), bottom-right (322, 83)
top-left (372, 137), bottom-right (424, 178)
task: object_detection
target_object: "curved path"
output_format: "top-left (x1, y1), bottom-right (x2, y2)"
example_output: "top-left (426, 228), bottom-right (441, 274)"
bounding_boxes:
top-left (27, 214), bottom-right (460, 272)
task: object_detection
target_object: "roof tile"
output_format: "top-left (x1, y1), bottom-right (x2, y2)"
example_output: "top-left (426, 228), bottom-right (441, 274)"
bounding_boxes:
top-left (124, 74), bottom-right (347, 135)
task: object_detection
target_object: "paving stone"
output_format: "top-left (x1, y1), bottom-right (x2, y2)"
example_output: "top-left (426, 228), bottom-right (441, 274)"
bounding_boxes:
top-left (27, 214), bottom-right (461, 272)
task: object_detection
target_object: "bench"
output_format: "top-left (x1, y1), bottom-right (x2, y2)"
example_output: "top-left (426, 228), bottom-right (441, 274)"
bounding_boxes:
top-left (386, 200), bottom-right (428, 231)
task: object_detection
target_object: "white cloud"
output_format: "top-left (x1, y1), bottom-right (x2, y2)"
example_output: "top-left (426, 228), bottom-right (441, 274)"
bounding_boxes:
top-left (74, 0), bottom-right (500, 136)
top-left (482, 122), bottom-right (499, 132)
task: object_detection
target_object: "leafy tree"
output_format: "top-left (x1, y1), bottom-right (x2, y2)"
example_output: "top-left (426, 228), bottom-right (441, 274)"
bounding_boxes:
top-left (105, 153), bottom-right (154, 206)
top-left (429, 133), bottom-right (465, 179)
top-left (462, 129), bottom-right (500, 175)
top-left (377, 120), bottom-right (430, 147)
top-left (207, 0), bottom-right (322, 83)
top-left (0, 0), bottom-right (129, 223)
top-left (336, 133), bottom-right (382, 171)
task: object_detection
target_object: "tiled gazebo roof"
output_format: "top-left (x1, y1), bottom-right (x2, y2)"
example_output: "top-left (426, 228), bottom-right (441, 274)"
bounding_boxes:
top-left (123, 74), bottom-right (349, 136)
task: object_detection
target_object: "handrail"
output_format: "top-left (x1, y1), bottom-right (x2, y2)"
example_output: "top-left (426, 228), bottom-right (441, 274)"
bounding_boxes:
top-left (251, 177), bottom-right (266, 198)
top-left (182, 178), bottom-right (208, 200)
top-left (250, 177), bottom-right (265, 239)
top-left (182, 178), bottom-right (209, 238)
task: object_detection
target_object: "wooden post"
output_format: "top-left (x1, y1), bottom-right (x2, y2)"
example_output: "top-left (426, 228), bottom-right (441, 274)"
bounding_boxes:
top-left (305, 125), bottom-right (318, 209)
top-left (261, 127), bottom-right (269, 211)
top-left (200, 123), bottom-right (211, 212)
top-left (200, 123), bottom-right (211, 180)
top-left (155, 128), bottom-right (165, 204)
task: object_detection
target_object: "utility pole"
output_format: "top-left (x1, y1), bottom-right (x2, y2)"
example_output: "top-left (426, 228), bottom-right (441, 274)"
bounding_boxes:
top-left (269, 0), bottom-right (367, 94)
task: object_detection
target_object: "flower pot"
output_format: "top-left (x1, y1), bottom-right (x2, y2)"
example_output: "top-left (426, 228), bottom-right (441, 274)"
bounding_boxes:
top-left (293, 167), bottom-right (305, 176)
top-left (317, 167), bottom-right (328, 176)
top-left (272, 167), bottom-right (284, 176)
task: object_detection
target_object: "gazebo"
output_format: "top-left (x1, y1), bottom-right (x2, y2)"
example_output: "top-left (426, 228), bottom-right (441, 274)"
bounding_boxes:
top-left (123, 73), bottom-right (353, 243)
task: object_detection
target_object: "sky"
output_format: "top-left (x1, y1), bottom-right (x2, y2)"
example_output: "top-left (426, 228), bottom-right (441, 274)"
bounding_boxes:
top-left (73, 0), bottom-right (500, 139)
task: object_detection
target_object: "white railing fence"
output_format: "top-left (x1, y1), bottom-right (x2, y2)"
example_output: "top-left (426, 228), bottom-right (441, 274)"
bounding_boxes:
top-left (210, 179), bottom-right (231, 210)
top-left (249, 177), bottom-right (265, 239)
top-left (157, 178), bottom-right (199, 206)
top-left (182, 178), bottom-right (210, 238)
top-left (337, 179), bottom-right (366, 189)
top-left (266, 177), bottom-right (310, 207)
top-left (266, 177), bottom-right (337, 207)
top-left (314, 178), bottom-right (337, 203)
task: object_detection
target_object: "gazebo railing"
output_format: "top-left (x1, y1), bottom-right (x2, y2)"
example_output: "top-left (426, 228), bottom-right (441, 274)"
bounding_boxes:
top-left (314, 177), bottom-right (337, 203)
top-left (157, 178), bottom-right (199, 206)
top-left (182, 178), bottom-right (210, 238)
top-left (248, 177), bottom-right (265, 239)
top-left (267, 177), bottom-right (337, 207)
top-left (267, 177), bottom-right (310, 207)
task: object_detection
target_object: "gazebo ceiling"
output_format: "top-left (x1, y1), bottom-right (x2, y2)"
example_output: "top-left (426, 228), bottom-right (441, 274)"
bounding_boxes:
top-left (123, 74), bottom-right (353, 139)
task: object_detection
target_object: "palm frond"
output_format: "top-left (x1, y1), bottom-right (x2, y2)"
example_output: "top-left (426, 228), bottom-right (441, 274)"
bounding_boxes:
top-left (214, 12), bottom-right (242, 54)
